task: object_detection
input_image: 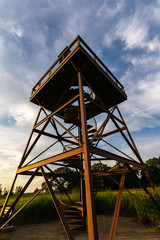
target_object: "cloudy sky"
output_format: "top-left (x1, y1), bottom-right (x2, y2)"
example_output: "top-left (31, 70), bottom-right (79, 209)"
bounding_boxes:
top-left (0, 0), bottom-right (160, 192)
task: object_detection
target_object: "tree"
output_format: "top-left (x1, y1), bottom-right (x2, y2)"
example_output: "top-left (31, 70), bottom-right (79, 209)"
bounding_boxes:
top-left (91, 163), bottom-right (110, 173)
top-left (34, 188), bottom-right (39, 193)
top-left (41, 167), bottom-right (79, 193)
top-left (3, 187), bottom-right (8, 196)
top-left (141, 156), bottom-right (160, 187)
top-left (15, 186), bottom-right (23, 195)
top-left (0, 184), bottom-right (2, 196)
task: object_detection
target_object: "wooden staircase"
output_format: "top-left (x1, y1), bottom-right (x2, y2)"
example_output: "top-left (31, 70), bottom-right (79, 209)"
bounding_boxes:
top-left (60, 198), bottom-right (86, 232)
top-left (63, 202), bottom-right (85, 231)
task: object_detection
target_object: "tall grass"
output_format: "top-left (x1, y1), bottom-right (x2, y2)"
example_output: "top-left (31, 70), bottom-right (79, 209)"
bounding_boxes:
top-left (95, 191), bottom-right (137, 217)
top-left (13, 194), bottom-right (59, 225)
top-left (0, 189), bottom-right (160, 227)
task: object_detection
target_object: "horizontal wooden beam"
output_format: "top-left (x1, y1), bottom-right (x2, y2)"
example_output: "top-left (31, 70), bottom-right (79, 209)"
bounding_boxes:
top-left (18, 171), bottom-right (80, 178)
top-left (17, 147), bottom-right (83, 173)
top-left (90, 147), bottom-right (145, 169)
top-left (92, 166), bottom-right (142, 176)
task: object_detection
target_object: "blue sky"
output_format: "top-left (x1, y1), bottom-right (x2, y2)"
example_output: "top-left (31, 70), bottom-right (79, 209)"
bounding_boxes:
top-left (0, 0), bottom-right (160, 191)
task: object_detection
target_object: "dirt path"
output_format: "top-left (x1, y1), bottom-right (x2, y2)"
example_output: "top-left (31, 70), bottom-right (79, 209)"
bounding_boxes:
top-left (1, 215), bottom-right (160, 240)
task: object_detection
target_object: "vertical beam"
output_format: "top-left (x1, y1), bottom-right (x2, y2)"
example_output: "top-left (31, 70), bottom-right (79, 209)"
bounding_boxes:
top-left (78, 71), bottom-right (99, 240)
top-left (109, 171), bottom-right (126, 240)
top-left (80, 172), bottom-right (86, 230)
top-left (78, 103), bottom-right (87, 231)
top-left (40, 167), bottom-right (74, 240)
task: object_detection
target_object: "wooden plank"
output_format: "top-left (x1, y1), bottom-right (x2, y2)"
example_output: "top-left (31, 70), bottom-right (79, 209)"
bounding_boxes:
top-left (17, 147), bottom-right (83, 173)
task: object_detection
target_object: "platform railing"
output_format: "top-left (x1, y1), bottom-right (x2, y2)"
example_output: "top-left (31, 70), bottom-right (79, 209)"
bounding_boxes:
top-left (31, 35), bottom-right (125, 95)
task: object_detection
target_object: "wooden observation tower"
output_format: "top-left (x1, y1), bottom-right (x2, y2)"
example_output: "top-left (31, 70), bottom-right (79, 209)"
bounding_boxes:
top-left (0, 36), bottom-right (157, 239)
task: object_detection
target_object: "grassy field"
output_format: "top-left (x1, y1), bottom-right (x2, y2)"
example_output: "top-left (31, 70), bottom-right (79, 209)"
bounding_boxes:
top-left (0, 188), bottom-right (160, 228)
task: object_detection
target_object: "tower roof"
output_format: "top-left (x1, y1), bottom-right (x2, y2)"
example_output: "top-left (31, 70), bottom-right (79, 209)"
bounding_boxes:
top-left (30, 36), bottom-right (127, 112)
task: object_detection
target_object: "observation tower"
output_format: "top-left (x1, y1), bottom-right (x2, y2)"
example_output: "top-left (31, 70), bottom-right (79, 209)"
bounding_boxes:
top-left (0, 36), bottom-right (156, 240)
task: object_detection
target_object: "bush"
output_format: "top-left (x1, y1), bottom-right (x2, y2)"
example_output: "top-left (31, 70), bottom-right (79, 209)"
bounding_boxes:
top-left (134, 191), bottom-right (160, 229)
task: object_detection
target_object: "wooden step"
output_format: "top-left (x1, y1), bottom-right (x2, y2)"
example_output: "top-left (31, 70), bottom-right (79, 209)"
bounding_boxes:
top-left (64, 210), bottom-right (82, 216)
top-left (67, 206), bottom-right (82, 211)
top-left (70, 226), bottom-right (85, 231)
top-left (64, 215), bottom-right (82, 219)
top-left (88, 128), bottom-right (97, 133)
top-left (68, 220), bottom-right (83, 225)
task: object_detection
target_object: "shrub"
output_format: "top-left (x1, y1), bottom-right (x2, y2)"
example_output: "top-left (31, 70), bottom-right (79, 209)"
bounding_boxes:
top-left (134, 191), bottom-right (160, 229)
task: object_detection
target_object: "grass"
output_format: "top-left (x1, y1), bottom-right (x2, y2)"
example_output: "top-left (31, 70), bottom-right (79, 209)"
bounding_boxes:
top-left (0, 188), bottom-right (160, 227)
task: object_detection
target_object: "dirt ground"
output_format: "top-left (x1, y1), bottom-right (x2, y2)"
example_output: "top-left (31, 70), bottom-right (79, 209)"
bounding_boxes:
top-left (1, 215), bottom-right (160, 240)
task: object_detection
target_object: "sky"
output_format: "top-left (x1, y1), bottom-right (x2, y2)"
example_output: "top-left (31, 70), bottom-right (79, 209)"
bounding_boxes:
top-left (0, 0), bottom-right (160, 192)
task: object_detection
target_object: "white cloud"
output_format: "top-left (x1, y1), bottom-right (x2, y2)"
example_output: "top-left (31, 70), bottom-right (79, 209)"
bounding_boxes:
top-left (103, 2), bottom-right (160, 52)
top-left (97, 0), bottom-right (124, 18)
top-left (9, 104), bottom-right (36, 127)
top-left (116, 17), bottom-right (148, 50)
top-left (148, 36), bottom-right (160, 51)
top-left (135, 135), bottom-right (160, 161)
top-left (120, 69), bottom-right (160, 131)
top-left (125, 54), bottom-right (160, 70)
top-left (0, 19), bottom-right (24, 39)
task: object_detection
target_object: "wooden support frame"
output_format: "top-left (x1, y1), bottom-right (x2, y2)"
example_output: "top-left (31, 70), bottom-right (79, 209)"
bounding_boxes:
top-left (0, 35), bottom-right (159, 240)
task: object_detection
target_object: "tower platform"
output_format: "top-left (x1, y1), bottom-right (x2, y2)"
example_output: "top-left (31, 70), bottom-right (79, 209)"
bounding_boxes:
top-left (30, 36), bottom-right (127, 113)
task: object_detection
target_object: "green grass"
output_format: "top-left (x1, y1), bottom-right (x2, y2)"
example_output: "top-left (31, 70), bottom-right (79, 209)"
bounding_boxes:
top-left (13, 194), bottom-right (59, 225)
top-left (0, 188), bottom-right (160, 227)
top-left (95, 191), bottom-right (137, 217)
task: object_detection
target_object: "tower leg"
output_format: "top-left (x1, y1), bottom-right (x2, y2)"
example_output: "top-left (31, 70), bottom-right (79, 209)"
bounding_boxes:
top-left (40, 167), bottom-right (74, 240)
top-left (109, 171), bottom-right (126, 240)
top-left (78, 71), bottom-right (99, 240)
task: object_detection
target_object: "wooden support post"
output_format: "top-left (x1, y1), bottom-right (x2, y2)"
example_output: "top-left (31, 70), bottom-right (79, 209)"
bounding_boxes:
top-left (40, 167), bottom-right (74, 240)
top-left (109, 171), bottom-right (126, 240)
top-left (78, 71), bottom-right (99, 240)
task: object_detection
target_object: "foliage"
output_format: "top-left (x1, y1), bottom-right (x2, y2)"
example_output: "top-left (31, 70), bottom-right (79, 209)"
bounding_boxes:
top-left (15, 186), bottom-right (23, 195)
top-left (41, 167), bottom-right (80, 193)
top-left (34, 188), bottom-right (39, 193)
top-left (134, 190), bottom-right (160, 229)
top-left (141, 156), bottom-right (160, 187)
top-left (1, 189), bottom-right (160, 229)
top-left (91, 163), bottom-right (110, 173)
top-left (0, 184), bottom-right (2, 196)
